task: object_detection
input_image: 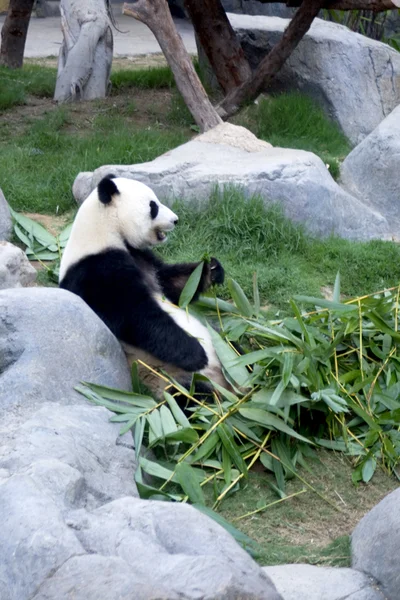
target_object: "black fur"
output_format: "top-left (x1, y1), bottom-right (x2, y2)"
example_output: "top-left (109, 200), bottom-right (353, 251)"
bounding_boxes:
top-left (149, 200), bottom-right (159, 220)
top-left (60, 248), bottom-right (224, 373)
top-left (98, 175), bottom-right (119, 205)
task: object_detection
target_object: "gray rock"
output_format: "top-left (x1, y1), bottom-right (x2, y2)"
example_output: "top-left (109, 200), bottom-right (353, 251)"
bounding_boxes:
top-left (0, 188), bottom-right (12, 241)
top-left (352, 487), bottom-right (400, 600)
top-left (0, 404), bottom-right (138, 509)
top-left (0, 406), bottom-right (280, 600)
top-left (262, 564), bottom-right (385, 600)
top-left (0, 241), bottom-right (37, 289)
top-left (341, 105), bottom-right (400, 233)
top-left (0, 287), bottom-right (131, 431)
top-left (0, 474), bottom-right (84, 600)
top-left (73, 129), bottom-right (390, 241)
top-left (226, 14), bottom-right (400, 145)
top-left (58, 497), bottom-right (282, 600)
top-left (223, 0), bottom-right (293, 17)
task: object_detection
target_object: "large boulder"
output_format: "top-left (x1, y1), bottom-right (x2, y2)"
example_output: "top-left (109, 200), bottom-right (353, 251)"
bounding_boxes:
top-left (73, 123), bottom-right (390, 241)
top-left (0, 287), bottom-right (132, 431)
top-left (263, 564), bottom-right (384, 600)
top-left (225, 15), bottom-right (400, 145)
top-left (352, 488), bottom-right (400, 600)
top-left (31, 498), bottom-right (281, 600)
top-left (0, 188), bottom-right (12, 241)
top-left (0, 241), bottom-right (37, 289)
top-left (340, 105), bottom-right (400, 232)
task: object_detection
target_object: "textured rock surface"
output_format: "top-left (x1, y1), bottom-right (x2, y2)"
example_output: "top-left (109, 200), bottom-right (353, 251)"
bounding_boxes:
top-left (352, 488), bottom-right (400, 600)
top-left (263, 564), bottom-right (385, 600)
top-left (226, 14), bottom-right (400, 145)
top-left (0, 287), bottom-right (132, 431)
top-left (0, 188), bottom-right (12, 241)
top-left (0, 241), bottom-right (37, 289)
top-left (341, 105), bottom-right (400, 233)
top-left (73, 133), bottom-right (390, 241)
top-left (30, 498), bottom-right (281, 600)
top-left (0, 414), bottom-right (281, 600)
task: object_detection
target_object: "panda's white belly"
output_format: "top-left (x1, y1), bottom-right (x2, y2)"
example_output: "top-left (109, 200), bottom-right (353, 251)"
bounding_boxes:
top-left (122, 295), bottom-right (226, 391)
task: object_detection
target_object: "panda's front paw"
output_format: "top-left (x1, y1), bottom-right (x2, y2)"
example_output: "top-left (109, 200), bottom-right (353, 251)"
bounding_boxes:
top-left (182, 340), bottom-right (208, 372)
top-left (208, 258), bottom-right (224, 286)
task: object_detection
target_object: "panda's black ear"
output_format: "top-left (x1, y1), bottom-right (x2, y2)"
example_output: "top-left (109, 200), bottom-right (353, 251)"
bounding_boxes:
top-left (98, 175), bottom-right (120, 205)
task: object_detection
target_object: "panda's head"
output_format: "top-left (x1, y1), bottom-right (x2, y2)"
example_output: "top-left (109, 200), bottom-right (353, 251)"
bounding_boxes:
top-left (97, 175), bottom-right (178, 249)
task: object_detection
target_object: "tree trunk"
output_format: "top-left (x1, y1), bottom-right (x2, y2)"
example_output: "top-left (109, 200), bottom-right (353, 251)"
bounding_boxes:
top-left (218, 0), bottom-right (326, 119)
top-left (184, 0), bottom-right (252, 94)
top-left (54, 0), bottom-right (113, 103)
top-left (0, 0), bottom-right (34, 68)
top-left (123, 0), bottom-right (222, 133)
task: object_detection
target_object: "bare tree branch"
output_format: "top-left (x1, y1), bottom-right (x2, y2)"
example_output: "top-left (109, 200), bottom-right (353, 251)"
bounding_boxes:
top-left (218, 0), bottom-right (326, 119)
top-left (123, 0), bottom-right (222, 132)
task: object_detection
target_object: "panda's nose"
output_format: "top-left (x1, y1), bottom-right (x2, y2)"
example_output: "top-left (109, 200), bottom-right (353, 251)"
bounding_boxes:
top-left (173, 218), bottom-right (178, 225)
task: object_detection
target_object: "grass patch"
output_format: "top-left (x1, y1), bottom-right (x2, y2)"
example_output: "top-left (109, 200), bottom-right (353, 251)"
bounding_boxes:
top-left (111, 65), bottom-right (175, 91)
top-left (1, 105), bottom-right (189, 213)
top-left (0, 64), bottom-right (56, 109)
top-left (158, 187), bottom-right (400, 309)
top-left (235, 92), bottom-right (351, 179)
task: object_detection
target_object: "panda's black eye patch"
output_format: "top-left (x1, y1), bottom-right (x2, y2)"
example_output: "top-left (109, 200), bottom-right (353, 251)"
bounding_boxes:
top-left (150, 200), bottom-right (159, 220)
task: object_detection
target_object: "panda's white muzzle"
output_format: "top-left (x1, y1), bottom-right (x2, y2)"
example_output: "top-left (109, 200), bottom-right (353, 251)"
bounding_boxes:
top-left (154, 205), bottom-right (179, 243)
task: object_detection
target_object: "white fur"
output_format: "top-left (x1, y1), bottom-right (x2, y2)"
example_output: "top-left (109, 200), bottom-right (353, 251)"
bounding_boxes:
top-left (60, 178), bottom-right (178, 280)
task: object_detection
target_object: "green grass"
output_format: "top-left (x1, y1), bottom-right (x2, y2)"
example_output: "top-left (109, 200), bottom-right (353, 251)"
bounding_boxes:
top-left (0, 106), bottom-right (190, 213)
top-left (158, 187), bottom-right (400, 309)
top-left (0, 64), bottom-right (56, 109)
top-left (110, 65), bottom-right (175, 91)
top-left (236, 92), bottom-right (351, 179)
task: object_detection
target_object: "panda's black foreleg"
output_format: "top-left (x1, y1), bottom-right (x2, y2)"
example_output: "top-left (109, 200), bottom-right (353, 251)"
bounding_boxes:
top-left (156, 258), bottom-right (224, 305)
top-left (121, 298), bottom-right (209, 373)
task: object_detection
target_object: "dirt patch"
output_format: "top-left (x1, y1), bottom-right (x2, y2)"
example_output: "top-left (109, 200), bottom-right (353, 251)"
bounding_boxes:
top-left (26, 54), bottom-right (169, 70)
top-left (3, 86), bottom-right (179, 139)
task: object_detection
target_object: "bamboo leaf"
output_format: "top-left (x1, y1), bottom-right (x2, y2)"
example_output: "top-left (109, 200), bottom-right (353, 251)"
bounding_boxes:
top-left (139, 457), bottom-right (177, 482)
top-left (369, 311), bottom-right (400, 342)
top-left (58, 222), bottom-right (73, 243)
top-left (10, 208), bottom-right (57, 247)
top-left (179, 262), bottom-right (204, 308)
top-left (164, 392), bottom-right (191, 428)
top-left (160, 405), bottom-right (178, 437)
top-left (217, 423), bottom-right (248, 477)
top-left (239, 407), bottom-right (312, 444)
top-left (362, 457), bottom-right (377, 483)
top-left (228, 278), bottom-right (253, 317)
top-left (333, 272), bottom-right (341, 303)
top-left (207, 325), bottom-right (251, 388)
top-left (253, 272), bottom-right (260, 316)
top-left (147, 410), bottom-right (163, 441)
top-left (188, 432), bottom-right (219, 464)
top-left (294, 295), bottom-right (357, 313)
top-left (83, 382), bottom-right (156, 408)
top-left (134, 416), bottom-right (145, 457)
top-left (175, 462), bottom-right (206, 505)
top-left (164, 428), bottom-right (199, 444)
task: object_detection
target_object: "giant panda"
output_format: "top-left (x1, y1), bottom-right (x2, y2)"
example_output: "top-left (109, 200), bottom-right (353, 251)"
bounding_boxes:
top-left (59, 175), bottom-right (227, 399)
